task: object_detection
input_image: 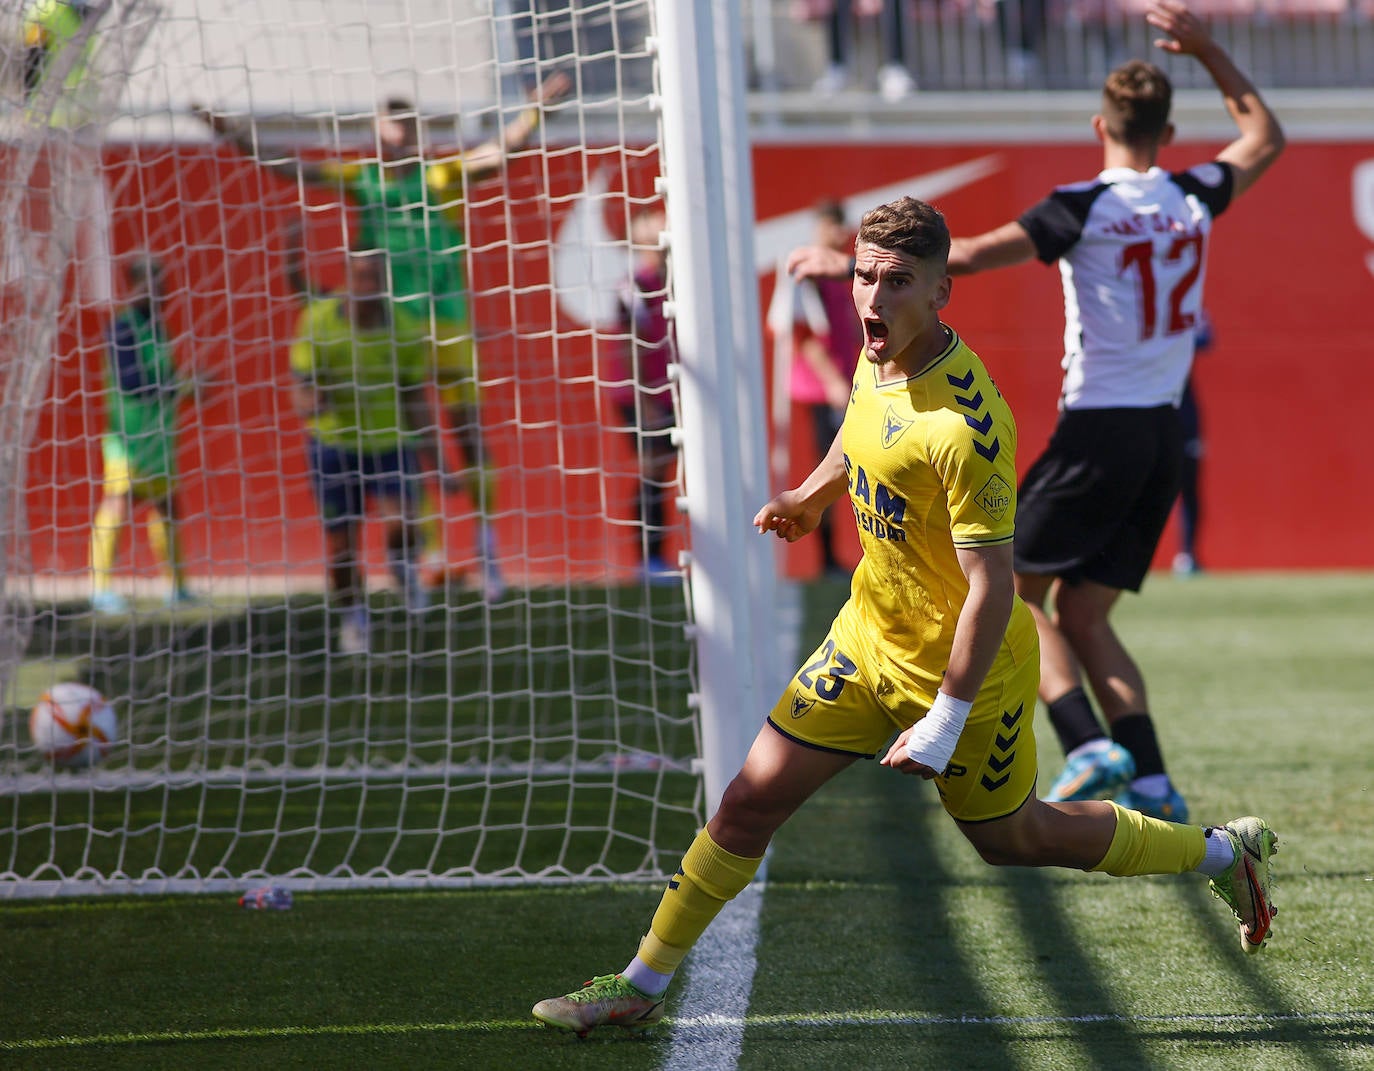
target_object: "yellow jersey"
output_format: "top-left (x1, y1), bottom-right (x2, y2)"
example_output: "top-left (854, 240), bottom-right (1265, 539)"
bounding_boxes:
top-left (842, 326), bottom-right (1037, 682)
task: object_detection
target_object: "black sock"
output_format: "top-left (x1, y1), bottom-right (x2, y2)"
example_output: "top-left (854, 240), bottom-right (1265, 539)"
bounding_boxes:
top-left (1046, 687), bottom-right (1106, 755)
top-left (1111, 713), bottom-right (1167, 779)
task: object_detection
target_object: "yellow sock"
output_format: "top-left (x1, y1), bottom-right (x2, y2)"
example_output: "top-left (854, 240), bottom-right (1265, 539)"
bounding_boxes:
top-left (1091, 801), bottom-right (1206, 876)
top-left (146, 510), bottom-right (185, 590)
top-left (636, 829), bottom-right (763, 975)
top-left (90, 502), bottom-right (122, 591)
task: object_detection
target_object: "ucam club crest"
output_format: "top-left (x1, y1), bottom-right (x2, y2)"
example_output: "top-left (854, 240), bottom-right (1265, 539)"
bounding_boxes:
top-left (882, 405), bottom-right (913, 449)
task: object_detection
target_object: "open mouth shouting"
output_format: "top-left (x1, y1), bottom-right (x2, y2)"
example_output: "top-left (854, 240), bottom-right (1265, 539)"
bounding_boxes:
top-left (863, 317), bottom-right (889, 358)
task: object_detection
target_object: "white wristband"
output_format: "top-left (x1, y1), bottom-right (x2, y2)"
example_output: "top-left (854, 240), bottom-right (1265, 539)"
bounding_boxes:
top-left (904, 691), bottom-right (973, 772)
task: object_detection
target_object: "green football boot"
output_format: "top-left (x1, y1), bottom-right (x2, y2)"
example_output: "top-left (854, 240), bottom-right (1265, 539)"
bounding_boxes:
top-left (532, 973), bottom-right (666, 1037)
top-left (1209, 816), bottom-right (1279, 953)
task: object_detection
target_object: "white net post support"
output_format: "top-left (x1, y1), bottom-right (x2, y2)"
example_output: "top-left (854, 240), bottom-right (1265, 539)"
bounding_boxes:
top-left (714, 0), bottom-right (787, 721)
top-left (653, 0), bottom-right (774, 816)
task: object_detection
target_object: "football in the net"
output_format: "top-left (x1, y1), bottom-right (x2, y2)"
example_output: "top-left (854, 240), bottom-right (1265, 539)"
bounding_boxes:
top-left (29, 683), bottom-right (117, 767)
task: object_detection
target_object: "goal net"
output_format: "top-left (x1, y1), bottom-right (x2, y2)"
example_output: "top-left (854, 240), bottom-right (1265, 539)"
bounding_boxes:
top-left (2, 0), bottom-right (768, 897)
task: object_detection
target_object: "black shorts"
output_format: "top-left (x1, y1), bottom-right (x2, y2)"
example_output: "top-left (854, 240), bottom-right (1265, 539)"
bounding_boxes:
top-left (1014, 405), bottom-right (1183, 592)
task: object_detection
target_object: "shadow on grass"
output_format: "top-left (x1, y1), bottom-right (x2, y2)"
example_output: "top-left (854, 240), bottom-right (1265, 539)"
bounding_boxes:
top-left (4, 583), bottom-right (703, 885)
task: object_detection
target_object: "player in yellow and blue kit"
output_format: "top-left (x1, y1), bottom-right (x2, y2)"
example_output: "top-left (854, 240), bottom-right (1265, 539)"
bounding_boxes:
top-left (285, 228), bottom-right (433, 655)
top-left (531, 195), bottom-right (1280, 1037)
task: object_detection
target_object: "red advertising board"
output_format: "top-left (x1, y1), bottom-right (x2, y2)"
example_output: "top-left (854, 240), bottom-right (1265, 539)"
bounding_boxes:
top-left (24, 138), bottom-right (1374, 588)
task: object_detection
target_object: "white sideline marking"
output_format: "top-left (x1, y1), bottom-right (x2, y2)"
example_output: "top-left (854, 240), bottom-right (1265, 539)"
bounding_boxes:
top-left (667, 883), bottom-right (765, 1070)
top-left (671, 1009), bottom-right (1374, 1030)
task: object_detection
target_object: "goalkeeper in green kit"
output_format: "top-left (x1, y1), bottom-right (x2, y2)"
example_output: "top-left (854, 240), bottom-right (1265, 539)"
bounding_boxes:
top-left (196, 72), bottom-right (569, 602)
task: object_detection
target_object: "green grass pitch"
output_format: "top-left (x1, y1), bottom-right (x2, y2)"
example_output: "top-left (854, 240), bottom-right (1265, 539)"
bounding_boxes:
top-left (3, 572), bottom-right (1373, 1070)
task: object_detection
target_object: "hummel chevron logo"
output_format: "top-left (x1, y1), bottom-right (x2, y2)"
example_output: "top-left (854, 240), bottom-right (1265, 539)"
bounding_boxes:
top-left (995, 727), bottom-right (1020, 751)
top-left (986, 752), bottom-right (1014, 774)
top-left (974, 439), bottom-right (1001, 462)
top-left (667, 866), bottom-right (684, 891)
top-left (954, 390), bottom-right (984, 412)
top-left (980, 771), bottom-right (1011, 791)
top-left (963, 410), bottom-right (993, 435)
top-left (946, 369), bottom-right (975, 391)
top-left (1002, 704), bottom-right (1024, 728)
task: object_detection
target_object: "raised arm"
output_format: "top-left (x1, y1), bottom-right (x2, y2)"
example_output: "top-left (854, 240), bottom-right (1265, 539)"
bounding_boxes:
top-left (453, 71), bottom-right (571, 183)
top-left (1146, 1), bottom-right (1285, 199)
top-left (947, 222), bottom-right (1037, 277)
top-left (193, 104), bottom-right (336, 186)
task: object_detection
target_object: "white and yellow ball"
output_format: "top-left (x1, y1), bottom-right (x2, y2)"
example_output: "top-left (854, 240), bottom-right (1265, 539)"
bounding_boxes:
top-left (29, 683), bottom-right (117, 767)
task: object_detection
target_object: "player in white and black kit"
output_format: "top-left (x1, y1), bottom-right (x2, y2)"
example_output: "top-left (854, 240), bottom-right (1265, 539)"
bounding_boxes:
top-left (782, 3), bottom-right (1284, 822)
top-left (941, 1), bottom-right (1285, 821)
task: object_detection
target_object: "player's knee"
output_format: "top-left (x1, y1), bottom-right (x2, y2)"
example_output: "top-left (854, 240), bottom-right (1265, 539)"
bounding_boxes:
top-left (959, 812), bottom-right (1052, 868)
top-left (1054, 601), bottom-right (1108, 646)
top-left (713, 780), bottom-right (786, 851)
top-left (969, 838), bottom-right (1030, 868)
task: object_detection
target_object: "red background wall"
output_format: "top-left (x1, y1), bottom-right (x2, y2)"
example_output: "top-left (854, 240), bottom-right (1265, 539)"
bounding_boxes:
top-left (26, 139), bottom-right (1374, 587)
top-left (758, 140), bottom-right (1374, 576)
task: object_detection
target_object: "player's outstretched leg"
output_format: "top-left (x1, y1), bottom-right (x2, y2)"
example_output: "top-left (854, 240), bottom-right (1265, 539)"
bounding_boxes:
top-left (531, 974), bottom-right (665, 1037)
top-left (1045, 738), bottom-right (1135, 802)
top-left (1208, 816), bottom-right (1279, 953)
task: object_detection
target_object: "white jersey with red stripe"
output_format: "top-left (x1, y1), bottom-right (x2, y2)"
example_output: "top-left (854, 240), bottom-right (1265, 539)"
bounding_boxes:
top-left (1018, 163), bottom-right (1234, 410)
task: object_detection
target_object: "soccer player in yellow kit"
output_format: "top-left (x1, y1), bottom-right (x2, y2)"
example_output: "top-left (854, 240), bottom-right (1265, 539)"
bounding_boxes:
top-left (531, 196), bottom-right (1279, 1037)
top-left (285, 231), bottom-right (433, 655)
top-left (89, 257), bottom-right (196, 614)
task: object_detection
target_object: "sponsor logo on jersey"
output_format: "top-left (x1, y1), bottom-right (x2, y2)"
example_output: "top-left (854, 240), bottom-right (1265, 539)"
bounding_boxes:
top-left (975, 473), bottom-right (1012, 521)
top-left (844, 456), bottom-right (909, 542)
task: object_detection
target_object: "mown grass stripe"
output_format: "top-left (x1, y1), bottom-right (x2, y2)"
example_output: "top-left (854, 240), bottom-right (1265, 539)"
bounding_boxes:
top-left (0, 1022), bottom-right (519, 1051)
top-left (6, 1009), bottom-right (1371, 1052)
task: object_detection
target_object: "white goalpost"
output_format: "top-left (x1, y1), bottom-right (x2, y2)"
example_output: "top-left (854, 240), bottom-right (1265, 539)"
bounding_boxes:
top-left (0, 0), bottom-right (774, 896)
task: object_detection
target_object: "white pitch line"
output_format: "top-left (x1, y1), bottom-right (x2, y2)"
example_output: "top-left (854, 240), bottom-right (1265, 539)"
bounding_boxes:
top-left (666, 883), bottom-right (766, 1070)
top-left (670, 1009), bottom-right (1374, 1030)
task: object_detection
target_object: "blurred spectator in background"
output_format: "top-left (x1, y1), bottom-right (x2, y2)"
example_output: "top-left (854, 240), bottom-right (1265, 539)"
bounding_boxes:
top-left (284, 224), bottom-right (433, 656)
top-left (89, 256), bottom-right (197, 614)
top-left (996, 0), bottom-right (1048, 86)
top-left (767, 199), bottom-right (862, 578)
top-left (798, 0), bottom-right (917, 101)
top-left (196, 72), bottom-right (569, 603)
top-left (1173, 311), bottom-right (1213, 577)
top-left (610, 206), bottom-right (677, 583)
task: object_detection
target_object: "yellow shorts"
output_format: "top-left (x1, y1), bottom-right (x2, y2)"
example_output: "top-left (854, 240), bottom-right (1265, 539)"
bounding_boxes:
top-left (768, 603), bottom-right (1039, 823)
top-left (103, 451), bottom-right (173, 501)
top-left (432, 318), bottom-right (478, 409)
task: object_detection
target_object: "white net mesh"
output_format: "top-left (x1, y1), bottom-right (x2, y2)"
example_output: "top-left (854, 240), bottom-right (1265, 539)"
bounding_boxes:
top-left (2, 0), bottom-right (704, 896)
